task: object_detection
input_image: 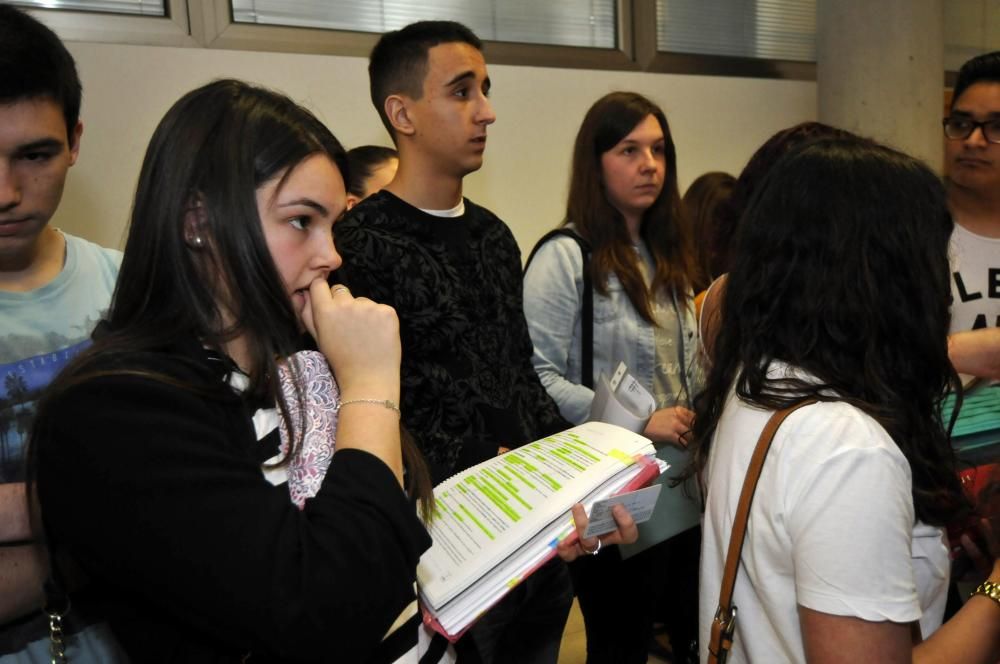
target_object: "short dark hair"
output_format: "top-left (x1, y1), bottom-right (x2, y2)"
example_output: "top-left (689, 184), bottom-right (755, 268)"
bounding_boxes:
top-left (951, 51), bottom-right (1000, 110)
top-left (0, 5), bottom-right (82, 141)
top-left (345, 145), bottom-right (398, 197)
top-left (368, 20), bottom-right (482, 141)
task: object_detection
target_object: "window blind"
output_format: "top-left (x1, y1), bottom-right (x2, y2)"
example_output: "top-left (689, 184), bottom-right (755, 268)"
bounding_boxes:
top-left (656, 0), bottom-right (815, 62)
top-left (231, 0), bottom-right (617, 49)
top-left (10, 0), bottom-right (165, 16)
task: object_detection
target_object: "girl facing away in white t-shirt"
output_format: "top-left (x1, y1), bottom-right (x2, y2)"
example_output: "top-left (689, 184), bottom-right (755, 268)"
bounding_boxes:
top-left (687, 135), bottom-right (1000, 663)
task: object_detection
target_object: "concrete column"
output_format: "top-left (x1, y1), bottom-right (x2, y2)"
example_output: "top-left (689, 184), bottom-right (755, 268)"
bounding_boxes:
top-left (817, 0), bottom-right (944, 171)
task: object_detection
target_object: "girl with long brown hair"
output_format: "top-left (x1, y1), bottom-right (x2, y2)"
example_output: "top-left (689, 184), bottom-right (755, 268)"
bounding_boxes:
top-left (523, 91), bottom-right (703, 663)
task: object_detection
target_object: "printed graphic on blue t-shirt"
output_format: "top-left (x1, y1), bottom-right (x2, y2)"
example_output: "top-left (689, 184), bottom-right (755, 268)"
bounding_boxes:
top-left (0, 232), bottom-right (120, 483)
top-left (0, 340), bottom-right (91, 482)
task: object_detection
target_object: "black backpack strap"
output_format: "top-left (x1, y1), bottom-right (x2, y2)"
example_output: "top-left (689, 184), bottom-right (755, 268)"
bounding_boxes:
top-left (525, 228), bottom-right (595, 389)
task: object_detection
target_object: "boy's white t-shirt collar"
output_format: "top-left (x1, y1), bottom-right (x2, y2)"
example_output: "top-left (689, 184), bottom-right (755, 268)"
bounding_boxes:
top-left (419, 200), bottom-right (465, 218)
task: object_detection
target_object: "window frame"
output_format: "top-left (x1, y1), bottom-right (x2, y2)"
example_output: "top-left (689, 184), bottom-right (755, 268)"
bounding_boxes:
top-left (23, 0), bottom-right (195, 47)
top-left (192, 0), bottom-right (638, 71)
top-left (632, 1), bottom-right (816, 80)
top-left (648, 52), bottom-right (816, 79)
top-left (24, 0), bottom-right (830, 80)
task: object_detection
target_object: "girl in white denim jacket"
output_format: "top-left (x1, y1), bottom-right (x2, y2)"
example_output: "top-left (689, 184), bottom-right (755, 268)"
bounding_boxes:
top-left (523, 91), bottom-right (704, 664)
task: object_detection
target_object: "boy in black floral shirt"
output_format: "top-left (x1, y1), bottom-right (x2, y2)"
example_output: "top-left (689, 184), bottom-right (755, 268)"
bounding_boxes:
top-left (334, 20), bottom-right (573, 664)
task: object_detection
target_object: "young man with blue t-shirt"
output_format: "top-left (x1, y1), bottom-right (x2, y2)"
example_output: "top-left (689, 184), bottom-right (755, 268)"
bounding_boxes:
top-left (0, 6), bottom-right (122, 658)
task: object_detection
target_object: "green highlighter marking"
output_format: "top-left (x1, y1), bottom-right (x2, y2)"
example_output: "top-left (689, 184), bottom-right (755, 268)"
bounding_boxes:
top-left (475, 476), bottom-right (520, 522)
top-left (563, 439), bottom-right (600, 461)
top-left (507, 454), bottom-right (537, 472)
top-left (484, 468), bottom-right (531, 510)
top-left (553, 448), bottom-right (585, 471)
top-left (506, 466), bottom-right (536, 490)
top-left (460, 504), bottom-right (494, 540)
top-left (540, 473), bottom-right (561, 491)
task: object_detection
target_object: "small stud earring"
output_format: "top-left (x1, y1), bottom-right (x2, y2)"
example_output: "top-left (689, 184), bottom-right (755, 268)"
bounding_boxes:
top-left (192, 236), bottom-right (204, 247)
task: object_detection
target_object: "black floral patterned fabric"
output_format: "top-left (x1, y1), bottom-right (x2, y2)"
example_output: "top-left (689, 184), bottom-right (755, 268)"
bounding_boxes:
top-left (334, 191), bottom-right (569, 484)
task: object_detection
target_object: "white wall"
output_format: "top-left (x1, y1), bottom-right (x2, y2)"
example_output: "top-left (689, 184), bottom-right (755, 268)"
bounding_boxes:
top-left (57, 41), bottom-right (816, 255)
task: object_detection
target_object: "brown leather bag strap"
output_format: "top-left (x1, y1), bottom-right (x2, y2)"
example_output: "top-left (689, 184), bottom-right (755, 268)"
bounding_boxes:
top-left (708, 399), bottom-right (818, 664)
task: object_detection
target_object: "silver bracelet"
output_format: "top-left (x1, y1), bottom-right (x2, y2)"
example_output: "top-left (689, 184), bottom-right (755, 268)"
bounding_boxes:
top-left (334, 398), bottom-right (401, 415)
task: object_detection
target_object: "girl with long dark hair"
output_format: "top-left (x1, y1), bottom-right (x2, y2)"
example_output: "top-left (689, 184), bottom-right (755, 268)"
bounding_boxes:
top-left (681, 171), bottom-right (735, 283)
top-left (26, 80), bottom-right (439, 663)
top-left (345, 145), bottom-right (398, 210)
top-left (523, 91), bottom-right (703, 663)
top-left (694, 136), bottom-right (1000, 662)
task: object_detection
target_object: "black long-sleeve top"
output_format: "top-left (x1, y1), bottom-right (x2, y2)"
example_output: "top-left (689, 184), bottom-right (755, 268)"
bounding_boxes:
top-left (334, 191), bottom-right (569, 484)
top-left (34, 339), bottom-right (431, 663)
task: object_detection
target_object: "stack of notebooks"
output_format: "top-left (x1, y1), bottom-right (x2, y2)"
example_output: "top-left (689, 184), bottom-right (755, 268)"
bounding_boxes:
top-left (418, 421), bottom-right (665, 640)
top-left (942, 385), bottom-right (1000, 464)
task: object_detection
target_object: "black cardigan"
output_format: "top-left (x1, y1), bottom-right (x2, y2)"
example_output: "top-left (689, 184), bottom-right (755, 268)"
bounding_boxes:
top-left (34, 340), bottom-right (430, 662)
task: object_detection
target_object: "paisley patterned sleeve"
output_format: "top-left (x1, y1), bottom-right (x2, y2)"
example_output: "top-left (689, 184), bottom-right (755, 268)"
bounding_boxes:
top-left (276, 350), bottom-right (340, 508)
